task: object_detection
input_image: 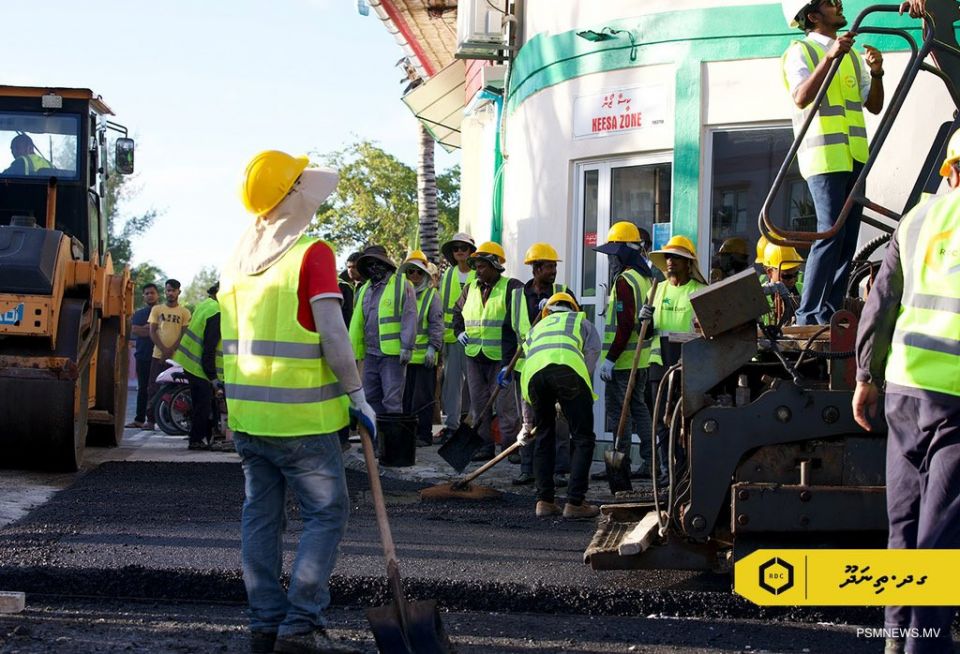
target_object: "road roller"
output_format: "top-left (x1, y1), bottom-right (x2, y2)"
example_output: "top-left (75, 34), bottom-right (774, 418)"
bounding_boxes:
top-left (0, 86), bottom-right (135, 471)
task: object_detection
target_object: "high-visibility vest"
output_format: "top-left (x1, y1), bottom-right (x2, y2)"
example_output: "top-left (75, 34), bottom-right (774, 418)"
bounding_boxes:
top-left (173, 297), bottom-right (223, 380)
top-left (463, 276), bottom-right (509, 361)
top-left (782, 37), bottom-right (868, 179)
top-left (509, 282), bottom-right (567, 372)
top-left (20, 154), bottom-right (52, 175)
top-left (219, 235), bottom-right (350, 437)
top-left (650, 279), bottom-right (706, 366)
top-left (602, 268), bottom-right (654, 371)
top-left (762, 281), bottom-right (803, 326)
top-left (411, 287), bottom-right (438, 365)
top-left (441, 266), bottom-right (476, 344)
top-left (349, 273), bottom-right (409, 359)
top-left (884, 193), bottom-right (960, 397)
top-left (520, 311), bottom-right (596, 404)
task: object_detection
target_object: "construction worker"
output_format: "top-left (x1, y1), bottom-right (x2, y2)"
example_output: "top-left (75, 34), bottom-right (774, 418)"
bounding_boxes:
top-left (519, 293), bottom-right (602, 519)
top-left (593, 221), bottom-right (655, 480)
top-left (436, 232), bottom-right (477, 443)
top-left (509, 242), bottom-right (577, 487)
top-left (2, 134), bottom-right (51, 176)
top-left (717, 237), bottom-right (751, 279)
top-left (452, 241), bottom-right (524, 461)
top-left (399, 250), bottom-right (443, 446)
top-left (761, 242), bottom-right (805, 326)
top-left (172, 281), bottom-right (223, 450)
top-left (647, 235), bottom-right (708, 484)
top-left (221, 150), bottom-right (369, 654)
top-left (349, 245), bottom-right (417, 417)
top-left (853, 128), bottom-right (960, 654)
top-left (781, 0), bottom-right (884, 326)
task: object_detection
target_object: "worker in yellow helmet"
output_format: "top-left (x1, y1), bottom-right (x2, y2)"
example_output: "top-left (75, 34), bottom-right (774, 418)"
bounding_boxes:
top-left (519, 292), bottom-right (602, 519)
top-left (853, 125), bottom-right (960, 654)
top-left (508, 242), bottom-right (578, 487)
top-left (592, 221), bottom-right (656, 481)
top-left (761, 242), bottom-right (805, 326)
top-left (398, 250), bottom-right (443, 447)
top-left (781, 0), bottom-right (884, 325)
top-left (716, 237), bottom-right (751, 280)
top-left (452, 241), bottom-right (524, 461)
top-left (221, 150), bottom-right (366, 654)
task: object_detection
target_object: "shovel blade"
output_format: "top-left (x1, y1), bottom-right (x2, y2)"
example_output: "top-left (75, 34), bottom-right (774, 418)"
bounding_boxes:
top-left (437, 424), bottom-right (485, 473)
top-left (604, 449), bottom-right (632, 494)
top-left (367, 600), bottom-right (453, 654)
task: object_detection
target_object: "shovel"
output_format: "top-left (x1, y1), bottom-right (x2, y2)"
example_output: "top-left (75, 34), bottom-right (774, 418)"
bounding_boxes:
top-left (604, 280), bottom-right (659, 495)
top-left (359, 424), bottom-right (452, 654)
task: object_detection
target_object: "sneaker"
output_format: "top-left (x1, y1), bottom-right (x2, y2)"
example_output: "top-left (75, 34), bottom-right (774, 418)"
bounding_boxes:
top-left (250, 630), bottom-right (277, 654)
top-left (512, 472), bottom-right (535, 486)
top-left (563, 502), bottom-right (600, 520)
top-left (884, 637), bottom-right (905, 654)
top-left (187, 441), bottom-right (208, 451)
top-left (125, 420), bottom-right (144, 429)
top-left (535, 500), bottom-right (562, 517)
top-left (273, 629), bottom-right (362, 654)
top-left (554, 474), bottom-right (568, 488)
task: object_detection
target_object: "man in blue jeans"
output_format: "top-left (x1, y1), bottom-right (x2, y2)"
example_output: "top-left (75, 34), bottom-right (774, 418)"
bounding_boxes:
top-left (222, 151), bottom-right (375, 654)
top-left (126, 283), bottom-right (159, 429)
top-left (781, 0), bottom-right (885, 324)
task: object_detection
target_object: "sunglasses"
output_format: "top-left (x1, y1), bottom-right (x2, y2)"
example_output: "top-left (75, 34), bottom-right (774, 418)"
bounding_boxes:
top-left (451, 244), bottom-right (471, 252)
top-left (405, 268), bottom-right (425, 276)
top-left (781, 272), bottom-right (799, 281)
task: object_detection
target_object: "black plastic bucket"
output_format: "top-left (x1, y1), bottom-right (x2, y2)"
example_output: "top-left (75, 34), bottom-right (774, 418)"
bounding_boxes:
top-left (377, 413), bottom-right (417, 467)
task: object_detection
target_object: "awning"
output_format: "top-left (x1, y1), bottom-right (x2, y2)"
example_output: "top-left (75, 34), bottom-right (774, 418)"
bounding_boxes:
top-left (402, 60), bottom-right (465, 153)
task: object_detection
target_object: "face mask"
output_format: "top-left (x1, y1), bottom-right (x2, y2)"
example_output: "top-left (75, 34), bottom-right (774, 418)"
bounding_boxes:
top-left (366, 260), bottom-right (393, 282)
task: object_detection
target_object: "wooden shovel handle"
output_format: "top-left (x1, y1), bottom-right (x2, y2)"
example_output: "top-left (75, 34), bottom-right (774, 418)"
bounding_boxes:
top-left (459, 440), bottom-right (523, 485)
top-left (358, 424), bottom-right (400, 575)
top-left (613, 279), bottom-right (659, 450)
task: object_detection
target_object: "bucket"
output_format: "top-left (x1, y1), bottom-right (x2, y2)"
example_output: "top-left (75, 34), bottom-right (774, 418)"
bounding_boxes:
top-left (377, 413), bottom-right (418, 467)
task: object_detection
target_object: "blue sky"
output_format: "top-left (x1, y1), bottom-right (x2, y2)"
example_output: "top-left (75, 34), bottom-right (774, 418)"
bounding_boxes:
top-left (1, 0), bottom-right (457, 282)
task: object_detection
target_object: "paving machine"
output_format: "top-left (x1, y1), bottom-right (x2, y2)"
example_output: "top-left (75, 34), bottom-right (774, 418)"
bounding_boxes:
top-left (585, 1), bottom-right (960, 573)
top-left (0, 86), bottom-right (135, 471)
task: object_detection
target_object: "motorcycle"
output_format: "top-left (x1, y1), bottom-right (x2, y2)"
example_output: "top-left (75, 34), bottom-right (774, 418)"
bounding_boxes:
top-left (151, 361), bottom-right (191, 436)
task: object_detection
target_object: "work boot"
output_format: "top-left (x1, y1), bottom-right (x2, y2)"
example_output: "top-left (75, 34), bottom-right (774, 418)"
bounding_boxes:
top-left (249, 630), bottom-right (276, 654)
top-left (512, 472), bottom-right (534, 486)
top-left (535, 500), bottom-right (562, 517)
top-left (272, 628), bottom-right (362, 654)
top-left (563, 502), bottom-right (600, 520)
top-left (470, 445), bottom-right (495, 461)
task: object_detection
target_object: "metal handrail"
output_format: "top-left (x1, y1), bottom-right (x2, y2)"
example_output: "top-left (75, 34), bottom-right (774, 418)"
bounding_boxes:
top-left (759, 4), bottom-right (960, 247)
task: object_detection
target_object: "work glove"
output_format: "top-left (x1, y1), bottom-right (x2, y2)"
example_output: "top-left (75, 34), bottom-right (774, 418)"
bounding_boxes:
top-left (600, 359), bottom-right (615, 383)
top-left (456, 332), bottom-right (470, 347)
top-left (638, 304), bottom-right (654, 323)
top-left (517, 427), bottom-right (536, 448)
top-left (348, 388), bottom-right (377, 444)
top-left (537, 298), bottom-right (549, 312)
top-left (496, 366), bottom-right (511, 389)
top-left (399, 349), bottom-right (413, 366)
top-left (762, 281), bottom-right (792, 301)
top-left (424, 345), bottom-right (437, 369)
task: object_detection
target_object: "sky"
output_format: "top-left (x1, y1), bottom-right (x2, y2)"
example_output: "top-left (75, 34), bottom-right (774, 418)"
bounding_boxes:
top-left (1, 0), bottom-right (457, 283)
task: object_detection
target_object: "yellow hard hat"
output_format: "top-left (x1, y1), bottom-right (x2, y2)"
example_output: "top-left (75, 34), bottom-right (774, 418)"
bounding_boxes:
top-left (400, 249), bottom-right (431, 275)
top-left (719, 237), bottom-right (748, 257)
top-left (524, 242), bottom-right (561, 264)
top-left (541, 291), bottom-right (580, 319)
top-left (471, 241), bottom-right (506, 264)
top-left (763, 242), bottom-right (804, 271)
top-left (605, 221), bottom-right (641, 244)
top-left (940, 128), bottom-right (960, 176)
top-left (755, 235), bottom-right (770, 264)
top-left (241, 150), bottom-right (309, 216)
top-left (649, 235), bottom-right (707, 284)
top-left (405, 249), bottom-right (428, 265)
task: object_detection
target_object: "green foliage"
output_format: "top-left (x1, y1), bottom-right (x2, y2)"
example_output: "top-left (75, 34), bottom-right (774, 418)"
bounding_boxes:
top-left (129, 261), bottom-right (167, 301)
top-left (309, 140), bottom-right (460, 263)
top-left (181, 265), bottom-right (220, 311)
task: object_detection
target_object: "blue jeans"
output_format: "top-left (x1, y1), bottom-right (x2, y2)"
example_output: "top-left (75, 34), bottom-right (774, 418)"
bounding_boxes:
top-left (795, 162), bottom-right (864, 326)
top-left (604, 367), bottom-right (651, 468)
top-left (233, 432), bottom-right (349, 637)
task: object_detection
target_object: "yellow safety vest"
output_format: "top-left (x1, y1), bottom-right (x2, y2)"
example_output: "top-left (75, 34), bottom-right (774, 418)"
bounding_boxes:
top-left (884, 193), bottom-right (960, 397)
top-left (411, 287), bottom-right (438, 365)
top-left (219, 235), bottom-right (350, 436)
top-left (650, 279), bottom-right (706, 366)
top-left (463, 276), bottom-right (509, 361)
top-left (602, 268), bottom-right (654, 370)
top-left (782, 37), bottom-right (868, 179)
top-left (349, 273), bottom-right (409, 359)
top-left (441, 266), bottom-right (476, 344)
top-left (20, 154), bottom-right (52, 175)
top-left (509, 282), bottom-right (567, 373)
top-left (520, 311), bottom-right (596, 404)
top-left (173, 297), bottom-right (223, 380)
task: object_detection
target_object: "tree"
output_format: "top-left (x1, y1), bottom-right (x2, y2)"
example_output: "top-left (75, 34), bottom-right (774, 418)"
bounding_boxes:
top-left (309, 140), bottom-right (460, 264)
top-left (417, 123), bottom-right (439, 262)
top-left (129, 261), bottom-right (167, 297)
top-left (180, 265), bottom-right (220, 311)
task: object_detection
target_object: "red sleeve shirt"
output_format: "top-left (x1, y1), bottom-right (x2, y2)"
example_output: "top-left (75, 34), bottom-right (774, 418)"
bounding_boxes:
top-left (606, 276), bottom-right (637, 362)
top-left (297, 241), bottom-right (343, 331)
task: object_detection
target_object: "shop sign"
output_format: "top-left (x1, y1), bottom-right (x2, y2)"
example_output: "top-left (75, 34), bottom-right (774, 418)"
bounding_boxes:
top-left (584, 231), bottom-right (597, 247)
top-left (652, 222), bottom-right (672, 252)
top-left (573, 85), bottom-right (666, 139)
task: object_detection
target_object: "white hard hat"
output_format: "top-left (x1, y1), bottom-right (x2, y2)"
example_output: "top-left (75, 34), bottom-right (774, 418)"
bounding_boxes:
top-left (782, 0), bottom-right (811, 28)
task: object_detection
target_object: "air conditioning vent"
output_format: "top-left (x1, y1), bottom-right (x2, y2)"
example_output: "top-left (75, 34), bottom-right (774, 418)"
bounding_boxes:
top-left (456, 0), bottom-right (507, 59)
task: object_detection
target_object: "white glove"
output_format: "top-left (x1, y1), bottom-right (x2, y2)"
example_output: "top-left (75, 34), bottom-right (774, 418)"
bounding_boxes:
top-left (456, 332), bottom-right (470, 347)
top-left (600, 359), bottom-right (615, 382)
top-left (348, 388), bottom-right (377, 442)
top-left (399, 349), bottom-right (413, 365)
top-left (517, 429), bottom-right (535, 448)
top-left (537, 298), bottom-right (548, 312)
top-left (424, 345), bottom-right (437, 369)
top-left (638, 304), bottom-right (654, 323)
top-left (762, 281), bottom-right (791, 301)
